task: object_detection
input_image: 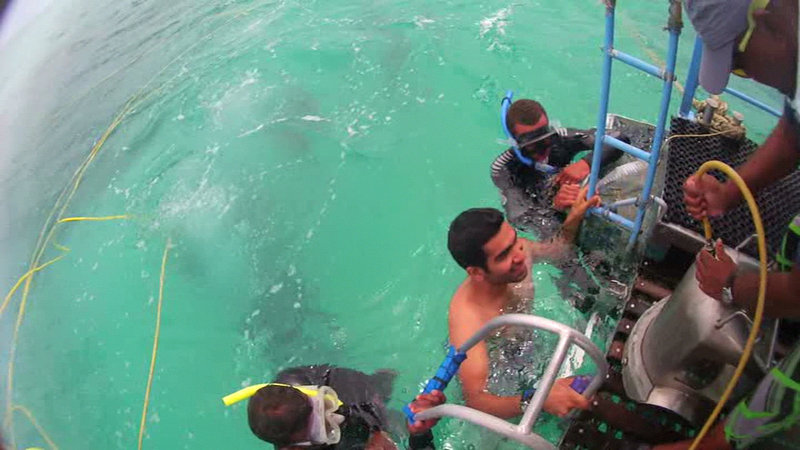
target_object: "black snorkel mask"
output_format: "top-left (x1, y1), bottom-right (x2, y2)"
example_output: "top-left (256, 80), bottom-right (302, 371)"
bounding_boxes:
top-left (500, 91), bottom-right (559, 174)
top-left (516, 126), bottom-right (559, 160)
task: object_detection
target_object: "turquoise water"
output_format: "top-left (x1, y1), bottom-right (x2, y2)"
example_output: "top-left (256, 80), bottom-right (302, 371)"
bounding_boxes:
top-left (0, 1), bottom-right (781, 449)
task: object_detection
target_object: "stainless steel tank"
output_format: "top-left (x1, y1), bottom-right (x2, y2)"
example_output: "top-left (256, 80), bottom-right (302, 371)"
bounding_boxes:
top-left (622, 252), bottom-right (771, 425)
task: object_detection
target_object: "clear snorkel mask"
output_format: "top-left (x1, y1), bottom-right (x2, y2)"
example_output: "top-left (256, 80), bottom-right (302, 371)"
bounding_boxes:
top-left (223, 383), bottom-right (346, 447)
top-left (499, 91), bottom-right (559, 175)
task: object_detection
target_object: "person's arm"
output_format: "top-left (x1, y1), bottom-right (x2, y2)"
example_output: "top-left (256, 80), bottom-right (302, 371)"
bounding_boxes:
top-left (407, 390), bottom-right (446, 450)
top-left (730, 266), bottom-right (800, 317)
top-left (695, 240), bottom-right (800, 318)
top-left (539, 185), bottom-right (600, 251)
top-left (685, 113), bottom-right (800, 219)
top-left (553, 129), bottom-right (593, 184)
top-left (364, 431), bottom-right (398, 450)
top-left (556, 129), bottom-right (626, 185)
top-left (449, 307), bottom-right (523, 418)
top-left (448, 305), bottom-right (590, 418)
top-left (559, 185), bottom-right (600, 243)
top-left (491, 149), bottom-right (516, 190)
top-left (722, 114), bottom-right (800, 205)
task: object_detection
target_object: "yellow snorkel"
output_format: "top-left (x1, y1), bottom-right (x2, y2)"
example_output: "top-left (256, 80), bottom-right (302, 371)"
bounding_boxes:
top-left (222, 382), bottom-right (344, 407)
top-left (224, 382), bottom-right (347, 446)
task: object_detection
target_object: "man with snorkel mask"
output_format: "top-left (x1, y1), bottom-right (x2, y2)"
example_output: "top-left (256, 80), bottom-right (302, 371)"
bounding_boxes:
top-left (491, 99), bottom-right (627, 231)
top-left (225, 364), bottom-right (443, 449)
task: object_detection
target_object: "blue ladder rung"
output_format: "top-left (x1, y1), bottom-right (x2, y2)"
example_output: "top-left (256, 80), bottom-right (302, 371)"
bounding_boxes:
top-left (722, 87), bottom-right (782, 117)
top-left (610, 49), bottom-right (666, 81)
top-left (589, 206), bottom-right (635, 230)
top-left (603, 135), bottom-right (651, 161)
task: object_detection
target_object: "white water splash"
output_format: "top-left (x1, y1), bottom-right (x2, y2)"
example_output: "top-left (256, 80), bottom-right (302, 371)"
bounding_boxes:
top-left (238, 123), bottom-right (264, 137)
top-left (479, 8), bottom-right (510, 38)
top-left (301, 115), bottom-right (329, 122)
top-left (413, 16), bottom-right (435, 29)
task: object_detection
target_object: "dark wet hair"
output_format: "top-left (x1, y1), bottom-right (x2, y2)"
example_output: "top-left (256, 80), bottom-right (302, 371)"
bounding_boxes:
top-left (506, 99), bottom-right (548, 135)
top-left (247, 385), bottom-right (312, 446)
top-left (448, 208), bottom-right (504, 270)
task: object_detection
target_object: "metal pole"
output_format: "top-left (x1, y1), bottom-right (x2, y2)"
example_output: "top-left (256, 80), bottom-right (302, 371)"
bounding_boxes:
top-left (611, 49), bottom-right (666, 80)
top-left (588, 4), bottom-right (615, 199)
top-left (603, 134), bottom-right (650, 161)
top-left (627, 1), bottom-right (682, 248)
top-left (415, 314), bottom-right (607, 448)
top-left (590, 206), bottom-right (635, 229)
top-left (679, 36), bottom-right (703, 118)
top-left (722, 86), bottom-right (783, 117)
top-left (518, 332), bottom-right (571, 431)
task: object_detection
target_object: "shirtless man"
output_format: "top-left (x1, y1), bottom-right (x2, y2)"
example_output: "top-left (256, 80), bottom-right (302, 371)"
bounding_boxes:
top-left (447, 186), bottom-right (599, 419)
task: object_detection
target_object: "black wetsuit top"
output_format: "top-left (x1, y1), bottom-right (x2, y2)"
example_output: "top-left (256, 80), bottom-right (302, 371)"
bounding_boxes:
top-left (275, 365), bottom-right (435, 449)
top-left (490, 127), bottom-right (626, 237)
top-left (543, 127), bottom-right (622, 169)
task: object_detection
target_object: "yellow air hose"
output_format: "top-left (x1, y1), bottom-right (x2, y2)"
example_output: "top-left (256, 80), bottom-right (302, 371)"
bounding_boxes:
top-left (689, 161), bottom-right (768, 450)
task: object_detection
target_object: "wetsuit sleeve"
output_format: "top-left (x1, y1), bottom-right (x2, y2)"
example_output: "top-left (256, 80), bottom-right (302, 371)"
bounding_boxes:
top-left (490, 149), bottom-right (516, 190)
top-left (408, 430), bottom-right (435, 449)
top-left (576, 128), bottom-right (626, 168)
top-left (548, 128), bottom-right (592, 166)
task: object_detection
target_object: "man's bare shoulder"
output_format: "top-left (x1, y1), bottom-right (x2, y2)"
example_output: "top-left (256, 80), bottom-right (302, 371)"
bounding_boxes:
top-left (448, 282), bottom-right (486, 347)
top-left (448, 280), bottom-right (478, 317)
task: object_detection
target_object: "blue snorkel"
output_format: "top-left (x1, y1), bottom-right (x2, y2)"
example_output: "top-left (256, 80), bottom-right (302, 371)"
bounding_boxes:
top-left (403, 346), bottom-right (467, 422)
top-left (500, 91), bottom-right (558, 175)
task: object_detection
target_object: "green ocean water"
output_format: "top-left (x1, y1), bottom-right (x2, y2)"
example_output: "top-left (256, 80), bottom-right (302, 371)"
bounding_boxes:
top-left (0, 0), bottom-right (782, 449)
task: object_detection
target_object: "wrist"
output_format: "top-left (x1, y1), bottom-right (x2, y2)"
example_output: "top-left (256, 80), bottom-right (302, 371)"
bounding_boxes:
top-left (721, 271), bottom-right (738, 305)
top-left (722, 182), bottom-right (742, 210)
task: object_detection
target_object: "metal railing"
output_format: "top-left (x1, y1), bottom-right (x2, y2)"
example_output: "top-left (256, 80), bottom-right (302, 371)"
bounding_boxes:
top-left (412, 314), bottom-right (607, 449)
top-left (586, 0), bottom-right (780, 248)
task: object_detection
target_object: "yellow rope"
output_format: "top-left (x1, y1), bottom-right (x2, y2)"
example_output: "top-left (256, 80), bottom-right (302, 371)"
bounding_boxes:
top-left (689, 161), bottom-right (768, 450)
top-left (56, 215), bottom-right (129, 224)
top-left (0, 254), bottom-right (66, 318)
top-left (137, 238), bottom-right (171, 450)
top-left (52, 243), bottom-right (71, 253)
top-left (3, 3), bottom-right (271, 445)
top-left (3, 215), bottom-right (125, 445)
top-left (5, 265), bottom-right (38, 447)
top-left (11, 404), bottom-right (58, 450)
top-left (662, 130), bottom-right (738, 147)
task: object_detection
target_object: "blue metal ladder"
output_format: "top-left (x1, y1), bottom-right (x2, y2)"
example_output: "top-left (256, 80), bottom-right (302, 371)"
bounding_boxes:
top-left (587, 0), bottom-right (781, 248)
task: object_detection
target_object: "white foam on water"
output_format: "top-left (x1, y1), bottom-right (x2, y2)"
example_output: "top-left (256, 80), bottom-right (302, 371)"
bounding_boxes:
top-left (479, 7), bottom-right (510, 37)
top-left (414, 16), bottom-right (435, 29)
top-left (237, 123), bottom-right (264, 137)
top-left (301, 115), bottom-right (329, 122)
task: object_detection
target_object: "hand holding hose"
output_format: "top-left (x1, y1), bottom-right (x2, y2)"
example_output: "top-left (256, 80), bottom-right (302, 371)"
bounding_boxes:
top-left (696, 239), bottom-right (737, 301)
top-left (683, 174), bottom-right (733, 219)
top-left (685, 161), bottom-right (767, 450)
